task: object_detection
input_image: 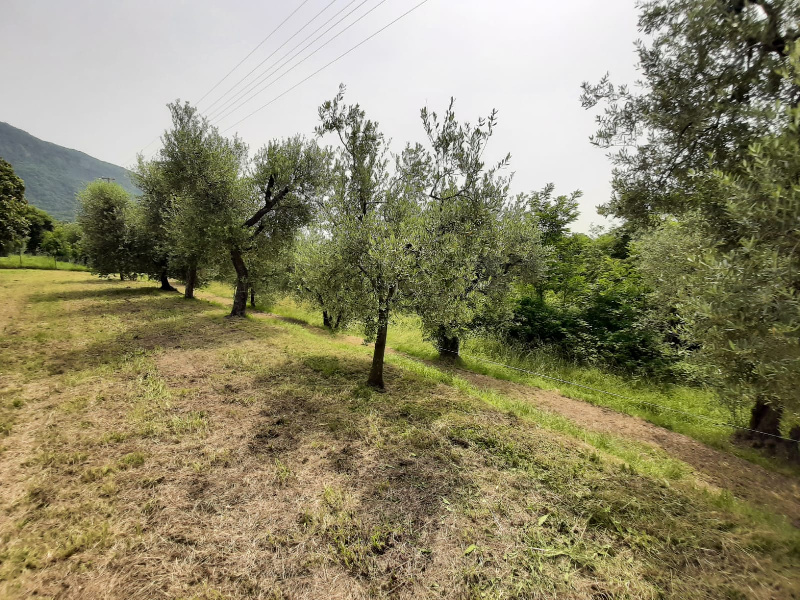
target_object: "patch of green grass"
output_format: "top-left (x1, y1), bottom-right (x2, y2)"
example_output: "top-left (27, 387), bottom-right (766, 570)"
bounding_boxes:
top-left (0, 255), bottom-right (89, 271)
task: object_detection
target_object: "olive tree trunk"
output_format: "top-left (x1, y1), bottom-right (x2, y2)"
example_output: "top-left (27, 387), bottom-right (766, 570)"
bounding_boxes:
top-left (230, 248), bottom-right (249, 317)
top-left (159, 269), bottom-right (177, 291)
top-left (184, 265), bottom-right (197, 299)
top-left (367, 307), bottom-right (390, 390)
top-left (436, 327), bottom-right (460, 360)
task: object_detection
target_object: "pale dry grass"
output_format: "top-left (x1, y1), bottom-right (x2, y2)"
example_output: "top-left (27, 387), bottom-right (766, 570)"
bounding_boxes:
top-left (0, 271), bottom-right (799, 599)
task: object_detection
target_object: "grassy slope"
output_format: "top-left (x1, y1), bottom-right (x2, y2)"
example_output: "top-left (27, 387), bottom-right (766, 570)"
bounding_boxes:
top-left (211, 286), bottom-right (793, 476)
top-left (1, 270), bottom-right (798, 599)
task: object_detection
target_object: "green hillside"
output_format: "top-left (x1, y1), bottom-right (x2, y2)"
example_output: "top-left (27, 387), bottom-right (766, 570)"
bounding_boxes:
top-left (0, 121), bottom-right (140, 220)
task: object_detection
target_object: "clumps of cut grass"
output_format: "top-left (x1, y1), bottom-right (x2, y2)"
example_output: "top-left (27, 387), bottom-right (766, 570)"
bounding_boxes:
top-left (273, 458), bottom-right (293, 486)
top-left (312, 487), bottom-right (406, 577)
top-left (169, 411), bottom-right (209, 435)
top-left (118, 451), bottom-right (146, 469)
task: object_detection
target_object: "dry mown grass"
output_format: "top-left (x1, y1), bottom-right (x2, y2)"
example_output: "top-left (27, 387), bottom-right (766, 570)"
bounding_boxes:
top-left (1, 270), bottom-right (799, 599)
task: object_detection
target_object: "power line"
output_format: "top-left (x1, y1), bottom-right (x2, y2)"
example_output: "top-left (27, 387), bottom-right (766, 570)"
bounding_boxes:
top-left (210, 0), bottom-right (377, 124)
top-left (435, 346), bottom-right (797, 443)
top-left (125, 2), bottom-right (312, 167)
top-left (222, 0), bottom-right (430, 133)
top-left (203, 0), bottom-right (347, 116)
top-left (195, 0), bottom-right (312, 107)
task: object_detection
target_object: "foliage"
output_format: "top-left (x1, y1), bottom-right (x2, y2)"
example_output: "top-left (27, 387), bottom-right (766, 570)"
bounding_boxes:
top-left (411, 100), bottom-right (547, 353)
top-left (508, 231), bottom-right (677, 376)
top-left (158, 101), bottom-right (248, 282)
top-left (40, 227), bottom-right (71, 264)
top-left (21, 205), bottom-right (54, 254)
top-left (637, 101), bottom-right (800, 431)
top-left (316, 86), bottom-right (423, 387)
top-left (0, 157), bottom-right (29, 253)
top-left (77, 180), bottom-right (140, 278)
top-left (291, 229), bottom-right (359, 330)
top-left (581, 0), bottom-right (800, 227)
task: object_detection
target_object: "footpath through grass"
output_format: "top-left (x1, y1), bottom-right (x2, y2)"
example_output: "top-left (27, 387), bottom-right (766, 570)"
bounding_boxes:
top-left (1, 270), bottom-right (799, 599)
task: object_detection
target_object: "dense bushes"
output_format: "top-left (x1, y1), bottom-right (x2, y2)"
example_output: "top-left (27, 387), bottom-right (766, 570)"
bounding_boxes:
top-left (505, 232), bottom-right (679, 378)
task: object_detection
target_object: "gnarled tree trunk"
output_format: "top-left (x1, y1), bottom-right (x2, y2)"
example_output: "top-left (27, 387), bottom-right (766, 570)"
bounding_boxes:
top-left (185, 265), bottom-right (197, 299)
top-left (230, 248), bottom-right (249, 317)
top-left (323, 310), bottom-right (332, 329)
top-left (436, 327), bottom-right (460, 360)
top-left (160, 269), bottom-right (177, 291)
top-left (738, 397), bottom-right (784, 452)
top-left (367, 307), bottom-right (390, 390)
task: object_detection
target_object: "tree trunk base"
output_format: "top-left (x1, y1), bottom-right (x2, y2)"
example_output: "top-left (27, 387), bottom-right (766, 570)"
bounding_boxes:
top-left (436, 330), bottom-right (461, 361)
top-left (160, 271), bottom-right (177, 292)
top-left (184, 266), bottom-right (197, 299)
top-left (733, 399), bottom-right (799, 462)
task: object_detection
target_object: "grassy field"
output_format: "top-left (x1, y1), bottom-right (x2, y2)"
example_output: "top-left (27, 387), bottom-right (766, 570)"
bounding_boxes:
top-left (1, 269), bottom-right (799, 599)
top-left (204, 283), bottom-right (796, 475)
top-left (0, 255), bottom-right (89, 272)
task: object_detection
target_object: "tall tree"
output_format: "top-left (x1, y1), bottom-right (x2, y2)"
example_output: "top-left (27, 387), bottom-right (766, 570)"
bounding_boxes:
top-left (228, 137), bottom-right (326, 317)
top-left (317, 88), bottom-right (423, 389)
top-left (77, 180), bottom-right (140, 279)
top-left (0, 158), bottom-right (29, 254)
top-left (412, 102), bottom-right (548, 357)
top-left (131, 159), bottom-right (179, 291)
top-left (158, 101), bottom-right (248, 300)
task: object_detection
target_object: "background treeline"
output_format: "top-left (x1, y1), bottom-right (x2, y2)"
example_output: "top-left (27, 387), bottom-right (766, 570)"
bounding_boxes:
top-left (2, 0), bottom-right (798, 452)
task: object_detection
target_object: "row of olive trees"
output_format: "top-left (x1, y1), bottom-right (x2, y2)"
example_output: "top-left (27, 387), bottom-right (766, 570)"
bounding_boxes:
top-left (79, 90), bottom-right (563, 390)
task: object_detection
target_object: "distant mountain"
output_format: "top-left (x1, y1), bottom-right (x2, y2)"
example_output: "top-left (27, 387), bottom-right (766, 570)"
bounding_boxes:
top-left (0, 121), bottom-right (140, 221)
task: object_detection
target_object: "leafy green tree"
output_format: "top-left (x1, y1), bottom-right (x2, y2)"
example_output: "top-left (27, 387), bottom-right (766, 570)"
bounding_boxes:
top-left (0, 157), bottom-right (29, 253)
top-left (156, 101), bottom-right (246, 299)
top-left (638, 105), bottom-right (800, 443)
top-left (291, 229), bottom-right (359, 330)
top-left (59, 221), bottom-right (86, 263)
top-left (22, 205), bottom-right (54, 254)
top-left (581, 0), bottom-right (800, 228)
top-left (40, 226), bottom-right (71, 268)
top-left (411, 102), bottom-right (547, 357)
top-left (131, 158), bottom-right (179, 291)
top-left (77, 180), bottom-right (140, 278)
top-left (228, 136), bottom-right (326, 317)
top-left (317, 88), bottom-right (423, 389)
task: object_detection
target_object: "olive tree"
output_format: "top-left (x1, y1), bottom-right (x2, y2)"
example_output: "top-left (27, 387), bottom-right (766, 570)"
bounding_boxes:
top-left (291, 229), bottom-right (360, 330)
top-left (77, 180), bottom-right (141, 279)
top-left (228, 136), bottom-right (327, 317)
top-left (411, 101), bottom-right (547, 357)
top-left (317, 88), bottom-right (424, 389)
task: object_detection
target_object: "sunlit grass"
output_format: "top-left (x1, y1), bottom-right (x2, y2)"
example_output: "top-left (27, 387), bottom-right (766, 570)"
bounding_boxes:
top-left (0, 254), bottom-right (89, 271)
top-left (206, 293), bottom-right (796, 474)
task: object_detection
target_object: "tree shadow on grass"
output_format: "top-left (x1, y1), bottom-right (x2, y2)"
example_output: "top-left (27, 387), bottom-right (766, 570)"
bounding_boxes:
top-left (29, 286), bottom-right (174, 303)
top-left (44, 296), bottom-right (278, 374)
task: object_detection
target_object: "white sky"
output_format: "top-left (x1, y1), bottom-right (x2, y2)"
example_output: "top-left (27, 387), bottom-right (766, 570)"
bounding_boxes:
top-left (0, 0), bottom-right (640, 232)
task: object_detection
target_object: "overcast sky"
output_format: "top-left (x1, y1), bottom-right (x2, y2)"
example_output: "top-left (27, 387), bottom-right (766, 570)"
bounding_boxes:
top-left (1, 0), bottom-right (640, 232)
